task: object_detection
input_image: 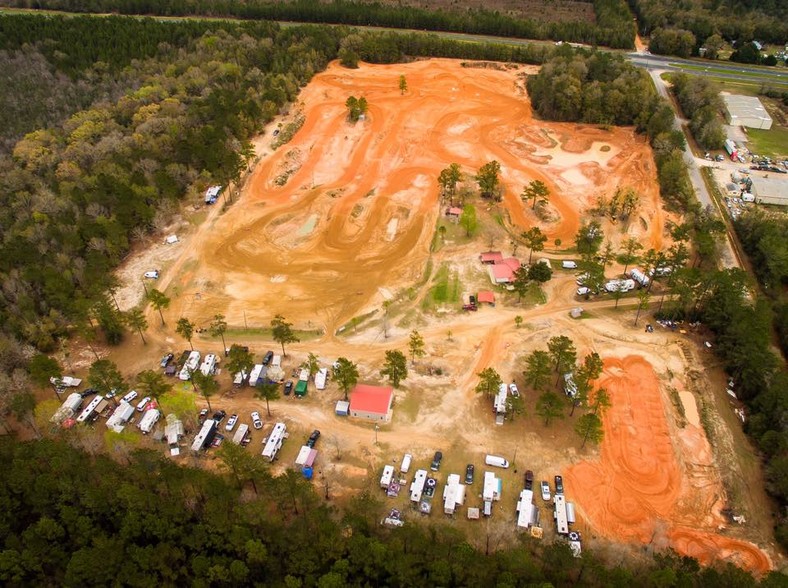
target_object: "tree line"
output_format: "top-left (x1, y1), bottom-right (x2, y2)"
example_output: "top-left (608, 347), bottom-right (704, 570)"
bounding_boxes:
top-left (1, 438), bottom-right (784, 586)
top-left (629, 0), bottom-right (788, 56)
top-left (4, 0), bottom-right (637, 49)
top-left (670, 73), bottom-right (726, 151)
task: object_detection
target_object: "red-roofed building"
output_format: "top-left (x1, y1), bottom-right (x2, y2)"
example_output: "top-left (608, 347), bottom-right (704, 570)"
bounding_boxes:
top-left (501, 257), bottom-right (521, 271)
top-left (479, 251), bottom-right (503, 264)
top-left (349, 384), bottom-right (394, 422)
top-left (477, 291), bottom-right (495, 305)
top-left (488, 263), bottom-right (514, 284)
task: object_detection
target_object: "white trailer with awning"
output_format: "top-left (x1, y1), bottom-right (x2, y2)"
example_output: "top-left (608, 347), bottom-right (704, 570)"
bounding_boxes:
top-left (261, 422), bottom-right (287, 461)
top-left (410, 469), bottom-right (427, 502)
top-left (516, 489), bottom-right (535, 529)
top-left (442, 474), bottom-right (466, 514)
top-left (106, 401), bottom-right (135, 433)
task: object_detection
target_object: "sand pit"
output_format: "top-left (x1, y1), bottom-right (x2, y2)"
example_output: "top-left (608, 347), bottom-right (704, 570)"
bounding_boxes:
top-left (565, 356), bottom-right (771, 574)
top-left (167, 59), bottom-right (663, 332)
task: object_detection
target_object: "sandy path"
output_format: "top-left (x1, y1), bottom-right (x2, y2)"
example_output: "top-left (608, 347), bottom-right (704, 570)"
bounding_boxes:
top-left (564, 356), bottom-right (771, 574)
top-left (161, 59), bottom-right (663, 334)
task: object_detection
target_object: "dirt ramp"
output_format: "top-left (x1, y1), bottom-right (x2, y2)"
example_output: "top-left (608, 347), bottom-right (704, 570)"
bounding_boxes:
top-left (565, 356), bottom-right (772, 574)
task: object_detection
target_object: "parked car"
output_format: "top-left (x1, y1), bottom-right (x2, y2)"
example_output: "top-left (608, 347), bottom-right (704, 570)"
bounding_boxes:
top-left (143, 270), bottom-right (159, 279)
top-left (105, 389), bottom-right (118, 400)
top-left (283, 380), bottom-right (293, 396)
top-left (212, 410), bottom-right (226, 423)
top-left (430, 451), bottom-right (443, 471)
top-left (122, 390), bottom-right (138, 404)
top-left (225, 414), bottom-right (238, 432)
top-left (251, 411), bottom-right (263, 430)
top-left (80, 387), bottom-right (98, 398)
top-left (540, 480), bottom-right (551, 502)
top-left (136, 396), bottom-right (151, 412)
top-left (465, 464), bottom-right (475, 485)
top-left (273, 129), bottom-right (280, 137)
top-left (307, 429), bottom-right (321, 448)
top-left (524, 470), bottom-right (534, 491)
top-left (160, 353), bottom-right (174, 368)
top-left (508, 382), bottom-right (519, 397)
top-left (575, 272), bottom-right (590, 286)
top-left (198, 408), bottom-right (209, 423)
top-left (262, 350), bottom-right (274, 365)
top-left (577, 286), bottom-right (591, 297)
top-left (554, 475), bottom-right (564, 495)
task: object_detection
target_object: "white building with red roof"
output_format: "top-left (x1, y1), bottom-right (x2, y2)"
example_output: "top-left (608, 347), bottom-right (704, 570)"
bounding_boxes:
top-left (349, 384), bottom-right (394, 422)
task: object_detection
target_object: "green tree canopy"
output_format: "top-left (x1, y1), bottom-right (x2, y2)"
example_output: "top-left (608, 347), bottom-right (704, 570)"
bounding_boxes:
top-left (332, 357), bottom-right (359, 401)
top-left (380, 350), bottom-right (408, 388)
top-left (271, 314), bottom-right (299, 357)
top-left (475, 367), bottom-right (502, 398)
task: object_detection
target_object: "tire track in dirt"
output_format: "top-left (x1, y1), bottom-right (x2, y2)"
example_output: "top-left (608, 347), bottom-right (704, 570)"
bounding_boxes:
top-left (564, 356), bottom-right (771, 574)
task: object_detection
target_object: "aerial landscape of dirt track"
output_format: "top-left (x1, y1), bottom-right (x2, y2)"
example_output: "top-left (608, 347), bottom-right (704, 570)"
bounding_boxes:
top-left (168, 59), bottom-right (665, 333)
top-left (112, 59), bottom-right (775, 573)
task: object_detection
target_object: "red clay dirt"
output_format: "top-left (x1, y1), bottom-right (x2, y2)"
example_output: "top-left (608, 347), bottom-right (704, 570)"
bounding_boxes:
top-left (170, 59), bottom-right (663, 334)
top-left (565, 356), bottom-right (771, 574)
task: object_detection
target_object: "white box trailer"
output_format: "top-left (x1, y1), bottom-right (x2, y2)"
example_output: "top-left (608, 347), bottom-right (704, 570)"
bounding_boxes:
top-left (192, 419), bottom-right (217, 452)
top-left (249, 364), bottom-right (264, 386)
top-left (261, 422), bottom-right (287, 461)
top-left (442, 474), bottom-right (466, 514)
top-left (628, 268), bottom-right (650, 288)
top-left (483, 471), bottom-right (502, 502)
top-left (233, 369), bottom-right (249, 387)
top-left (232, 423), bottom-right (250, 445)
top-left (380, 465), bottom-right (395, 489)
top-left (138, 409), bottom-right (161, 434)
top-left (165, 416), bottom-right (184, 456)
top-left (298, 368), bottom-right (309, 382)
top-left (295, 445), bottom-right (318, 467)
top-left (179, 351), bottom-right (201, 380)
top-left (410, 469), bottom-right (428, 502)
top-left (494, 383), bottom-right (507, 425)
top-left (400, 453), bottom-right (412, 474)
top-left (62, 392), bottom-right (83, 412)
top-left (106, 401), bottom-right (135, 433)
top-left (566, 501), bottom-right (576, 524)
top-left (314, 368), bottom-right (328, 390)
top-left (199, 353), bottom-right (218, 376)
top-left (554, 493), bottom-right (570, 535)
top-left (76, 396), bottom-right (104, 423)
top-left (516, 489), bottom-right (535, 529)
top-left (272, 354), bottom-right (282, 368)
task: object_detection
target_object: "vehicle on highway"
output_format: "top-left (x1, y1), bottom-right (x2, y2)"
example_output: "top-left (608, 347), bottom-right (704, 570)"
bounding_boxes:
top-left (251, 411), bottom-right (263, 430)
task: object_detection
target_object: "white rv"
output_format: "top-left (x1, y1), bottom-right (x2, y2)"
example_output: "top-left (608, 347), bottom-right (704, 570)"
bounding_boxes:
top-left (410, 469), bottom-right (428, 502)
top-left (165, 415), bottom-right (184, 456)
top-left (628, 268), bottom-right (650, 288)
top-left (493, 383), bottom-right (508, 425)
top-left (191, 419), bottom-right (217, 452)
top-left (179, 351), bottom-right (201, 380)
top-left (314, 368), bottom-right (328, 390)
top-left (604, 279), bottom-right (635, 293)
top-left (442, 474), bottom-right (466, 515)
top-left (400, 453), bottom-right (412, 475)
top-left (554, 493), bottom-right (570, 535)
top-left (199, 353), bottom-right (218, 376)
top-left (232, 423), bottom-right (250, 446)
top-left (62, 392), bottom-right (83, 412)
top-left (516, 489), bottom-right (535, 529)
top-left (261, 422), bottom-right (287, 461)
top-left (138, 409), bottom-right (161, 434)
top-left (380, 465), bottom-right (395, 489)
top-left (249, 364), bottom-right (264, 387)
top-left (76, 396), bottom-right (104, 423)
top-left (482, 471), bottom-right (502, 516)
top-left (106, 401), bottom-right (135, 433)
top-left (298, 368), bottom-right (309, 382)
top-left (233, 369), bottom-right (249, 387)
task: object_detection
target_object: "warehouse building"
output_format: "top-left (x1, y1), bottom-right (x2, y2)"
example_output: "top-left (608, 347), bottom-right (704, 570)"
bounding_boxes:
top-left (723, 95), bottom-right (772, 130)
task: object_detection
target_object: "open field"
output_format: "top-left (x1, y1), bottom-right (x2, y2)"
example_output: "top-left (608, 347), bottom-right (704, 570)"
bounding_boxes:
top-left (103, 59), bottom-right (779, 573)
top-left (746, 127), bottom-right (788, 159)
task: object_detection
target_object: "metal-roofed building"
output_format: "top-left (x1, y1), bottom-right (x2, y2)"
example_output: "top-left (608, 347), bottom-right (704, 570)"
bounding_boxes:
top-left (722, 94), bottom-right (772, 130)
top-left (750, 175), bottom-right (788, 206)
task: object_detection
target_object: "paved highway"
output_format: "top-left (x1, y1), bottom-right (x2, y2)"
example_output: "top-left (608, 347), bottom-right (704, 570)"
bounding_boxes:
top-left (628, 53), bottom-right (788, 87)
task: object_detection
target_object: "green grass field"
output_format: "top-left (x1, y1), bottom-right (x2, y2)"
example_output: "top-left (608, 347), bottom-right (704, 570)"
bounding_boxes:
top-left (746, 127), bottom-right (788, 159)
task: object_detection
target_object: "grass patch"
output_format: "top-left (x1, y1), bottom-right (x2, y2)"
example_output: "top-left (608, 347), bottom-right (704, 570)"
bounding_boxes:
top-left (673, 63), bottom-right (788, 83)
top-left (422, 263), bottom-right (461, 311)
top-left (336, 310), bottom-right (378, 336)
top-left (746, 127), bottom-right (788, 159)
top-left (222, 327), bottom-right (323, 341)
top-left (188, 211), bottom-right (207, 226)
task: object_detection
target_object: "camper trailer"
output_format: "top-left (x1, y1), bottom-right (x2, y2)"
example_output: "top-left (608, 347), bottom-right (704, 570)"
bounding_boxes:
top-left (138, 409), bottom-right (161, 434)
top-left (516, 489), bottom-right (536, 529)
top-left (249, 364), bottom-right (264, 386)
top-left (400, 453), bottom-right (413, 475)
top-left (380, 465), bottom-right (395, 489)
top-left (76, 396), bottom-right (104, 423)
top-left (410, 469), bottom-right (428, 502)
top-left (165, 415), bottom-right (184, 456)
top-left (233, 369), bottom-right (249, 388)
top-left (314, 368), bottom-right (328, 390)
top-left (554, 493), bottom-right (570, 535)
top-left (493, 383), bottom-right (508, 425)
top-left (199, 353), bottom-right (218, 376)
top-left (261, 422), bottom-right (287, 461)
top-left (482, 471), bottom-right (502, 516)
top-left (106, 401), bottom-right (135, 433)
top-left (628, 268), bottom-right (650, 288)
top-left (62, 393), bottom-right (83, 412)
top-left (232, 423), bottom-right (250, 446)
top-left (178, 351), bottom-right (201, 380)
top-left (442, 474), bottom-right (466, 515)
top-left (192, 419), bottom-right (217, 452)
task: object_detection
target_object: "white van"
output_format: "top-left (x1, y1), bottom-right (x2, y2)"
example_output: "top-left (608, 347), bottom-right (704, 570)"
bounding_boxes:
top-left (400, 453), bottom-right (412, 475)
top-left (562, 260), bottom-right (577, 269)
top-left (484, 454), bottom-right (510, 469)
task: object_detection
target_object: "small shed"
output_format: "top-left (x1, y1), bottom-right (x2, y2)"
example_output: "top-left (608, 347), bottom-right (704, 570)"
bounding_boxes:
top-left (295, 380), bottom-right (308, 397)
top-left (446, 207), bottom-right (462, 222)
top-left (467, 507), bottom-right (480, 520)
top-left (479, 251), bottom-right (503, 264)
top-left (335, 400), bottom-right (350, 416)
top-left (477, 291), bottom-right (495, 305)
top-left (569, 307), bottom-right (584, 319)
top-left (295, 445), bottom-right (318, 467)
top-left (165, 235), bottom-right (179, 244)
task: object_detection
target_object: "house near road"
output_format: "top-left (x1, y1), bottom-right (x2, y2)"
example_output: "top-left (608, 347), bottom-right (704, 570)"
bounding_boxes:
top-left (723, 94), bottom-right (773, 130)
top-left (349, 384), bottom-right (394, 422)
top-left (493, 383), bottom-right (508, 425)
top-left (487, 257), bottom-right (521, 285)
top-left (261, 422), bottom-right (287, 461)
top-left (442, 474), bottom-right (466, 515)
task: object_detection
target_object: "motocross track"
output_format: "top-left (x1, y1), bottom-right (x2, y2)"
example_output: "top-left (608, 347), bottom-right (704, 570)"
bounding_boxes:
top-left (565, 356), bottom-right (771, 574)
top-left (173, 59), bottom-right (663, 334)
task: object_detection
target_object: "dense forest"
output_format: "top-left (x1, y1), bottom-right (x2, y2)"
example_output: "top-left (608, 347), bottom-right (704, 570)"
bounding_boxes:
top-left (669, 74), bottom-right (725, 151)
top-left (529, 50), bottom-right (788, 550)
top-left (0, 438), bottom-right (782, 586)
top-left (1, 0), bottom-right (637, 49)
top-left (629, 0), bottom-right (788, 56)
